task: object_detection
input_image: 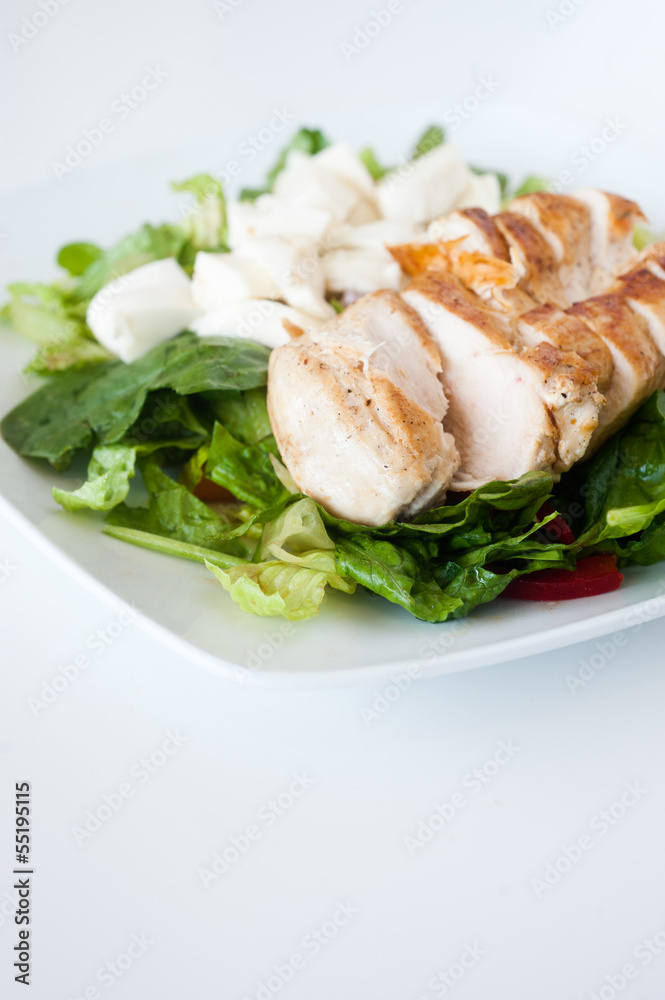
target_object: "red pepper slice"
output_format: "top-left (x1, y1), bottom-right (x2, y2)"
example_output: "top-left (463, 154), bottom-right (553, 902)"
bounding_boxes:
top-left (504, 554), bottom-right (624, 601)
top-left (537, 502), bottom-right (576, 545)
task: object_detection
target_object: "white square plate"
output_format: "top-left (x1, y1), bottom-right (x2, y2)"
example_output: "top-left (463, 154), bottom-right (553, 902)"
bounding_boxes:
top-left (2, 104), bottom-right (665, 688)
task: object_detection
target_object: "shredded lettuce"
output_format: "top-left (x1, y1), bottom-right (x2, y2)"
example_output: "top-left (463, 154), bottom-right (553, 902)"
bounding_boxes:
top-left (53, 445), bottom-right (137, 512)
top-left (205, 498), bottom-right (355, 621)
top-left (171, 173), bottom-right (228, 254)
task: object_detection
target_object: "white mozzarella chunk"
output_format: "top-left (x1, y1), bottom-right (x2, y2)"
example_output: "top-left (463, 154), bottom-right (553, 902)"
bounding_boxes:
top-left (273, 150), bottom-right (379, 224)
top-left (86, 258), bottom-right (201, 363)
top-left (322, 248), bottom-right (403, 294)
top-left (377, 143), bottom-right (472, 224)
top-left (236, 237), bottom-right (335, 320)
top-left (191, 300), bottom-right (325, 348)
top-left (227, 197), bottom-right (332, 248)
top-left (327, 219), bottom-right (421, 251)
top-left (191, 251), bottom-right (276, 310)
top-left (313, 142), bottom-right (378, 199)
top-left (454, 171), bottom-right (502, 214)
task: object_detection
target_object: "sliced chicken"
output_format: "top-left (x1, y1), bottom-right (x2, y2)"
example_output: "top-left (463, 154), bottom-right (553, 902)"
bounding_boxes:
top-left (267, 340), bottom-right (458, 525)
top-left (508, 192), bottom-right (594, 304)
top-left (608, 262), bottom-right (665, 359)
top-left (402, 272), bottom-right (604, 487)
top-left (426, 207), bottom-right (510, 259)
top-left (568, 293), bottom-right (664, 449)
top-left (517, 304), bottom-right (614, 392)
top-left (573, 189), bottom-right (645, 294)
top-left (493, 211), bottom-right (569, 309)
top-left (308, 290), bottom-right (447, 421)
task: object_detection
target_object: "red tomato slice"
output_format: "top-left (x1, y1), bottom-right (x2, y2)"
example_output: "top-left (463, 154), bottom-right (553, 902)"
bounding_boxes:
top-left (504, 554), bottom-right (624, 601)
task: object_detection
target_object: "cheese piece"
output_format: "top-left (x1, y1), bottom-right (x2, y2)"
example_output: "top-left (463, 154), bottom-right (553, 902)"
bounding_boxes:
top-left (86, 258), bottom-right (201, 363)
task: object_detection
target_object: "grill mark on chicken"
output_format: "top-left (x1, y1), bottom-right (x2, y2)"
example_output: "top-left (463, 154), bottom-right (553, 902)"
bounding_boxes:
top-left (268, 188), bottom-right (664, 520)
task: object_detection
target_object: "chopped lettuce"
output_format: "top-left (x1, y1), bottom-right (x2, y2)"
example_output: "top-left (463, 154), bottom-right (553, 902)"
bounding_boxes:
top-left (57, 243), bottom-right (103, 277)
top-left (53, 444), bottom-right (137, 512)
top-left (107, 461), bottom-right (253, 560)
top-left (358, 148), bottom-right (391, 180)
top-left (513, 175), bottom-right (551, 197)
top-left (576, 391), bottom-right (665, 543)
top-left (205, 498), bottom-right (355, 621)
top-left (410, 125), bottom-right (445, 160)
top-left (1, 332), bottom-right (269, 468)
top-left (204, 421), bottom-right (286, 507)
top-left (171, 173), bottom-right (228, 253)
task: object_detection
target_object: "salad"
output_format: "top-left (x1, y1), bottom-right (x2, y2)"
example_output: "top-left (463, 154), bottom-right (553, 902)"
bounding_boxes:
top-left (2, 126), bottom-right (665, 624)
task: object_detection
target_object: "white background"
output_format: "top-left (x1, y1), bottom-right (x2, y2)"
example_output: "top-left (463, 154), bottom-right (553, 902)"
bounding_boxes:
top-left (2, 1), bottom-right (665, 997)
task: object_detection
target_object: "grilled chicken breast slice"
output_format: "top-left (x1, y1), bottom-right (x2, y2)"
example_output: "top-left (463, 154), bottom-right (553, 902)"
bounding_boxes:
top-left (493, 211), bottom-right (569, 309)
top-left (508, 192), bottom-right (594, 304)
top-left (609, 264), bottom-right (665, 359)
top-left (426, 207), bottom-right (510, 259)
top-left (568, 293), bottom-right (665, 450)
top-left (308, 290), bottom-right (447, 421)
top-left (573, 189), bottom-right (645, 294)
top-left (517, 304), bottom-right (614, 392)
top-left (402, 273), bottom-right (558, 490)
top-left (267, 341), bottom-right (459, 525)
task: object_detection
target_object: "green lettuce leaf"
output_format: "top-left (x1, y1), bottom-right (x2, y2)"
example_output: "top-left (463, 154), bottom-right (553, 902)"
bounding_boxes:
top-left (3, 282), bottom-right (111, 374)
top-left (103, 525), bottom-right (243, 570)
top-left (205, 498), bottom-right (355, 621)
top-left (172, 173), bottom-right (228, 252)
top-left (1, 332), bottom-right (269, 468)
top-left (513, 175), bottom-right (550, 197)
top-left (358, 148), bottom-right (392, 180)
top-left (106, 461), bottom-right (252, 558)
top-left (57, 243), bottom-right (103, 276)
top-left (197, 386), bottom-right (272, 444)
top-left (578, 391), bottom-right (665, 543)
top-left (411, 125), bottom-right (445, 160)
top-left (205, 421), bottom-right (286, 507)
top-left (53, 444), bottom-right (137, 511)
top-left (73, 223), bottom-right (187, 301)
top-left (334, 534), bottom-right (461, 622)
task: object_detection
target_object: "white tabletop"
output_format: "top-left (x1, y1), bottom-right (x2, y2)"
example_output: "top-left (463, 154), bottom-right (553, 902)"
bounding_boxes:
top-left (2, 2), bottom-right (665, 997)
